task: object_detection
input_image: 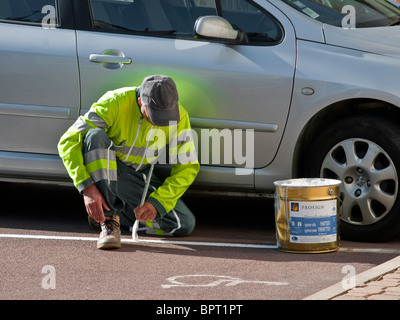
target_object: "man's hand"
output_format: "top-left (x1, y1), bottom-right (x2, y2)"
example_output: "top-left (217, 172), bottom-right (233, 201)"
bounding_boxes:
top-left (82, 184), bottom-right (110, 223)
top-left (134, 202), bottom-right (157, 222)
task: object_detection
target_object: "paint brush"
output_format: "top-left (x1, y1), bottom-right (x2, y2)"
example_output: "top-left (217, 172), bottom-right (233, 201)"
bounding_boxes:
top-left (132, 163), bottom-right (154, 242)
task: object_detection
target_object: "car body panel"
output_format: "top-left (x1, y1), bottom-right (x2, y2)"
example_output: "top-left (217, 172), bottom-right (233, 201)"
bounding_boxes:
top-left (256, 40), bottom-right (400, 190)
top-left (0, 23), bottom-right (79, 154)
top-left (323, 24), bottom-right (400, 57)
top-left (265, 0), bottom-right (326, 42)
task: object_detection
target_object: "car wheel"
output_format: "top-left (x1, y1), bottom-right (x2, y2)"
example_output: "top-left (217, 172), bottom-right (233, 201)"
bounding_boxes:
top-left (303, 115), bottom-right (400, 242)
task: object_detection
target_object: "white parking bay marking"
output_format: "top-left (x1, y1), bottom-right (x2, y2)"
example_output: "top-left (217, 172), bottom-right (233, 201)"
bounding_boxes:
top-left (161, 275), bottom-right (289, 289)
top-left (0, 233), bottom-right (277, 249)
top-left (2, 233), bottom-right (398, 254)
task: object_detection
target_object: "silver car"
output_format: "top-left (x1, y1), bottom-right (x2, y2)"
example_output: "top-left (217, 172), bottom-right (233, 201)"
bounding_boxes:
top-left (1, 0), bottom-right (400, 241)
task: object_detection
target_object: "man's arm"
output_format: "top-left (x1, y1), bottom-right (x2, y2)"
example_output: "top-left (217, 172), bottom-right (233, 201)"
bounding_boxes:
top-left (145, 108), bottom-right (200, 217)
top-left (57, 92), bottom-right (119, 221)
top-left (82, 184), bottom-right (110, 223)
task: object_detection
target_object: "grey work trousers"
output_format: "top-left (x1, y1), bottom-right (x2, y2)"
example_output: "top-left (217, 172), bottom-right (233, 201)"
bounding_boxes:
top-left (82, 128), bottom-right (196, 237)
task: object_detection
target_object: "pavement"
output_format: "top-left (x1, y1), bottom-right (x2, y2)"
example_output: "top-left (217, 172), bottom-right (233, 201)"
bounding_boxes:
top-left (304, 255), bottom-right (400, 300)
top-left (332, 267), bottom-right (400, 300)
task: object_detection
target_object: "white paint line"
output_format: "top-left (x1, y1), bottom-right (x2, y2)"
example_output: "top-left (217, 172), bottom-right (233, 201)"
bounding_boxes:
top-left (0, 233), bottom-right (277, 249)
top-left (1, 233), bottom-right (399, 253)
top-left (133, 238), bottom-right (278, 249)
top-left (339, 247), bottom-right (400, 255)
top-left (0, 233), bottom-right (97, 241)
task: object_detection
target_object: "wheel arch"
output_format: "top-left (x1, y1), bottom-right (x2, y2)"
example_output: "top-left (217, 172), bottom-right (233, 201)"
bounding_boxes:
top-left (293, 98), bottom-right (400, 178)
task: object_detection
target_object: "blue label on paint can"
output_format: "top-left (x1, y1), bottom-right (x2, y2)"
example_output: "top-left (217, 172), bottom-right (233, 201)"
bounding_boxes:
top-left (289, 200), bottom-right (337, 244)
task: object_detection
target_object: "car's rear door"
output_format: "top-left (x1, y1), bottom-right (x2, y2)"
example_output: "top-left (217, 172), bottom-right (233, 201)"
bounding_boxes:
top-left (73, 0), bottom-right (296, 189)
top-left (0, 0), bottom-right (79, 156)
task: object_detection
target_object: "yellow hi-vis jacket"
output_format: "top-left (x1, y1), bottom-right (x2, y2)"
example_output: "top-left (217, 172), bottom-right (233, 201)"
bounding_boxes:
top-left (57, 87), bottom-right (200, 216)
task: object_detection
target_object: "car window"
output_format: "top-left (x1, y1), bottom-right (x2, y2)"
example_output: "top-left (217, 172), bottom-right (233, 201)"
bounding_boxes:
top-left (90, 0), bottom-right (206, 36)
top-left (0, 0), bottom-right (58, 26)
top-left (281, 0), bottom-right (400, 27)
top-left (89, 0), bottom-right (282, 45)
top-left (220, 0), bottom-right (283, 44)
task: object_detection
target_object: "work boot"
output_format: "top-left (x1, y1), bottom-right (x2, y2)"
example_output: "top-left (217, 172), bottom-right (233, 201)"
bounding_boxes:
top-left (97, 215), bottom-right (121, 250)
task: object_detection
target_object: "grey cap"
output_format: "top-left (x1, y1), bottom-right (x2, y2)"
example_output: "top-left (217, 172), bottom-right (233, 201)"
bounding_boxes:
top-left (140, 75), bottom-right (180, 126)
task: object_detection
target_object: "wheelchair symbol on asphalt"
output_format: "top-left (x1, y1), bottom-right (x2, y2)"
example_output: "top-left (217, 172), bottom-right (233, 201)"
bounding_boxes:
top-left (162, 274), bottom-right (288, 289)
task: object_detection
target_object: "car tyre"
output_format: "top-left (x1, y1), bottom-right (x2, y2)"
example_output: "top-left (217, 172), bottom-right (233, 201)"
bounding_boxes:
top-left (303, 115), bottom-right (400, 242)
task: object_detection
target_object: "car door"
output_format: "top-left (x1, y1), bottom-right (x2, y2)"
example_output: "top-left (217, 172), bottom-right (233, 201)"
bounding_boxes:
top-left (74, 0), bottom-right (296, 188)
top-left (0, 0), bottom-right (79, 155)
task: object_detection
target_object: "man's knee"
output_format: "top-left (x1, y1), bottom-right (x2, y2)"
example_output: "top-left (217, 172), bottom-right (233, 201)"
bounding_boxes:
top-left (175, 213), bottom-right (196, 237)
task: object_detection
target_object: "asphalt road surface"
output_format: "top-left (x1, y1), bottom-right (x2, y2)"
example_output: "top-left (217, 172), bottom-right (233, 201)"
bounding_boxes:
top-left (1, 182), bottom-right (400, 309)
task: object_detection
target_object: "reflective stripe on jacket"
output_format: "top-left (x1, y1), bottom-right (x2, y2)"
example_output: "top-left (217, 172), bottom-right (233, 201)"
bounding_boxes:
top-left (57, 87), bottom-right (199, 216)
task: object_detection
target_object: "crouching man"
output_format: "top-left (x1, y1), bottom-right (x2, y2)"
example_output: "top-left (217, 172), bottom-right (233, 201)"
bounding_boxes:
top-left (58, 75), bottom-right (199, 249)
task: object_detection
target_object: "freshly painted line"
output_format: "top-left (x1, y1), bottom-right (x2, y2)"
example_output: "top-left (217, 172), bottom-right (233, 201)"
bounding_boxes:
top-left (0, 234), bottom-right (97, 241)
top-left (131, 238), bottom-right (278, 249)
top-left (0, 233), bottom-right (277, 249)
top-left (2, 233), bottom-right (399, 253)
top-left (339, 247), bottom-right (400, 255)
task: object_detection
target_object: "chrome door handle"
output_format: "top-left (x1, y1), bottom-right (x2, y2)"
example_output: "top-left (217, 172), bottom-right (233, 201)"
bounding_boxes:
top-left (89, 49), bottom-right (132, 69)
top-left (89, 54), bottom-right (132, 64)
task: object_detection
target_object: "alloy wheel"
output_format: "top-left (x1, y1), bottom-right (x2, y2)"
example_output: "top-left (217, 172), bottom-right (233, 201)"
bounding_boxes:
top-left (320, 138), bottom-right (398, 226)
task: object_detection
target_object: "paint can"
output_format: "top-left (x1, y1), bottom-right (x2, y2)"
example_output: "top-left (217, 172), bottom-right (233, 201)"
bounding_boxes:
top-left (274, 178), bottom-right (341, 253)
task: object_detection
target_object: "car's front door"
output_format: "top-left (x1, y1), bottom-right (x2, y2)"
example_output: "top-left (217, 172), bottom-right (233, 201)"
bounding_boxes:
top-left (74, 0), bottom-right (296, 188)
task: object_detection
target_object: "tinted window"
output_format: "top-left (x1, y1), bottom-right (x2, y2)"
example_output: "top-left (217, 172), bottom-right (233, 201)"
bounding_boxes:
top-left (0, 0), bottom-right (58, 26)
top-left (221, 0), bottom-right (283, 44)
top-left (89, 0), bottom-right (282, 45)
top-left (90, 0), bottom-right (202, 36)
